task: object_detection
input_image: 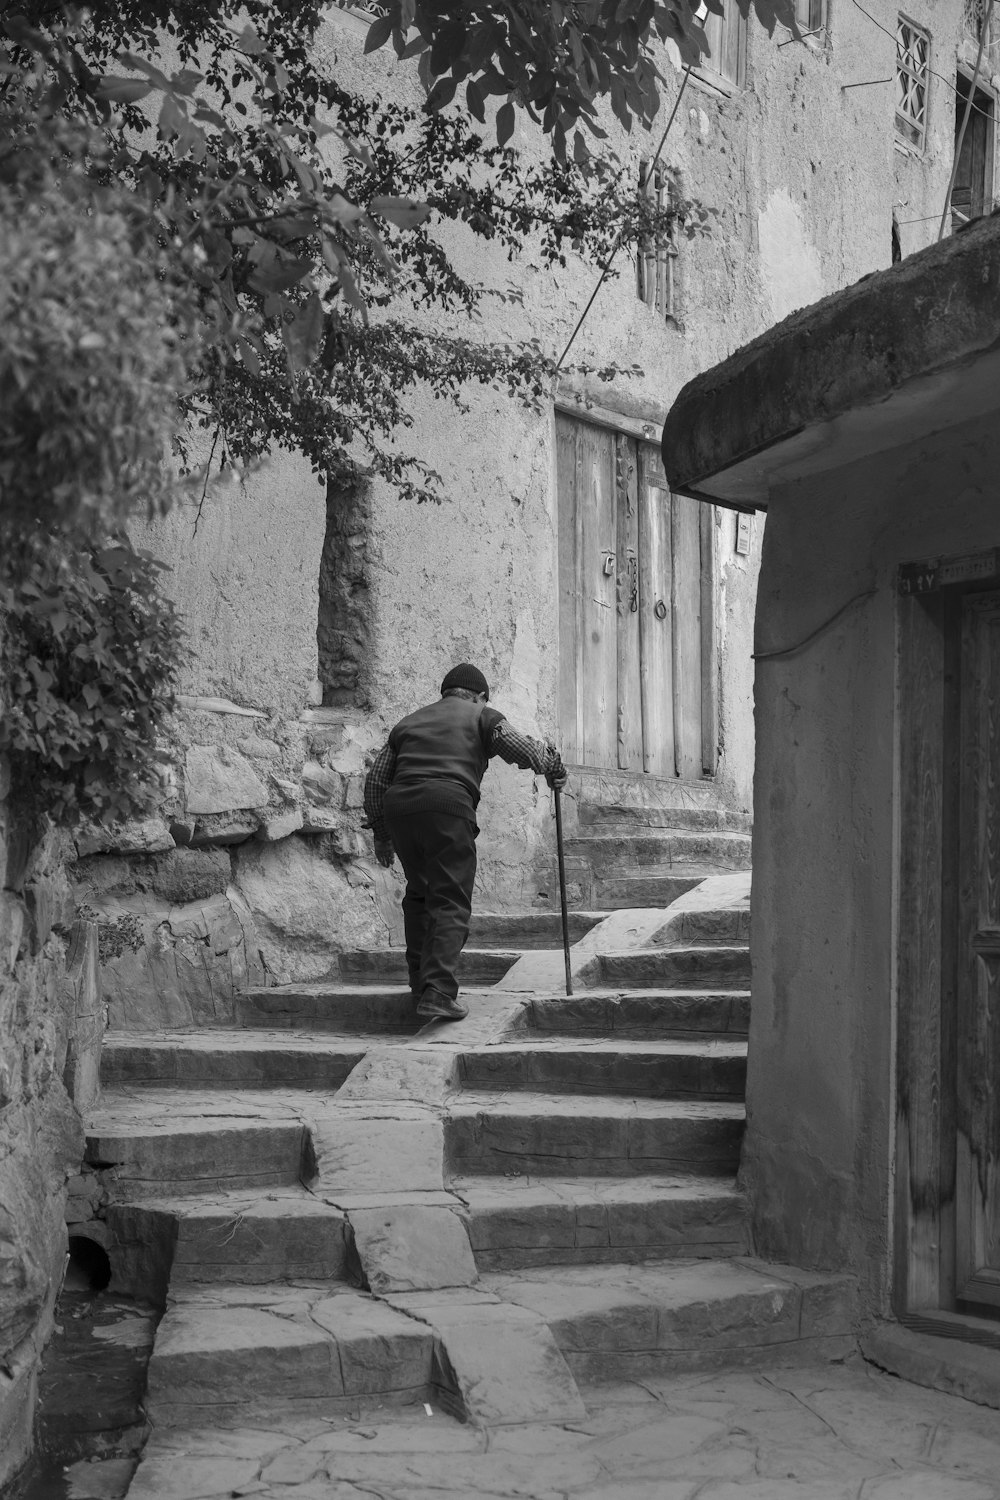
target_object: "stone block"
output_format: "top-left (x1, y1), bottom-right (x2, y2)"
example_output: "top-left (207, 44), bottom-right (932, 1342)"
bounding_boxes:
top-left (233, 838), bottom-right (388, 983)
top-left (100, 890), bottom-right (265, 1032)
top-left (408, 1298), bottom-right (585, 1426)
top-left (301, 761), bottom-right (345, 808)
top-left (259, 810), bottom-right (305, 842)
top-left (76, 818), bottom-right (174, 858)
top-left (85, 1119), bottom-right (306, 1196)
top-left (189, 813), bottom-right (260, 847)
top-left (349, 1205), bottom-right (478, 1294)
top-left (311, 1295), bottom-right (436, 1395)
top-left (60, 920), bottom-right (102, 1112)
top-left (146, 849), bottom-right (231, 905)
top-left (313, 1108), bottom-right (444, 1194)
top-left (0, 892), bottom-right (24, 973)
top-left (147, 1305), bottom-right (341, 1409)
top-left (184, 746), bottom-right (269, 816)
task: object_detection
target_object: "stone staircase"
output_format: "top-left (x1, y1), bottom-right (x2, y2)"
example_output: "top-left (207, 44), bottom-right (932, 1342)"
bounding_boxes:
top-left (84, 787), bottom-right (856, 1458)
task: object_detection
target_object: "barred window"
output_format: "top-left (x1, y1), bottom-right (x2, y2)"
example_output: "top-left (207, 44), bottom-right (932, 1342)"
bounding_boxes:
top-left (896, 16), bottom-right (930, 150)
top-left (636, 164), bottom-right (679, 324)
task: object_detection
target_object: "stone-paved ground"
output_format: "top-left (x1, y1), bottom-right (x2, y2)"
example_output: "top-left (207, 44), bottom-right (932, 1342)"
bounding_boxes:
top-left (70, 1352), bottom-right (1000, 1499)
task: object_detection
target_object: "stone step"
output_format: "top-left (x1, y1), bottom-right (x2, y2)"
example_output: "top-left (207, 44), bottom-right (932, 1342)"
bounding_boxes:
top-left (566, 831), bottom-right (753, 872)
top-left (468, 910), bottom-right (605, 949)
top-left (578, 804), bottom-right (753, 834)
top-left (595, 945), bottom-right (751, 989)
top-left (455, 1174), bottom-right (747, 1270)
top-left (591, 873), bottom-right (705, 909)
top-left (144, 1284), bottom-right (443, 1425)
top-left (446, 1093), bottom-right (744, 1177)
top-left (339, 947), bottom-right (519, 986)
top-left (513, 990), bottom-right (751, 1039)
top-left (480, 1257), bottom-right (858, 1380)
top-left (86, 1090), bottom-right (312, 1197)
top-left (458, 1039), bottom-right (746, 1099)
top-left (236, 982), bottom-right (448, 1033)
top-left (100, 1029), bottom-right (373, 1090)
top-left (106, 1188), bottom-right (351, 1301)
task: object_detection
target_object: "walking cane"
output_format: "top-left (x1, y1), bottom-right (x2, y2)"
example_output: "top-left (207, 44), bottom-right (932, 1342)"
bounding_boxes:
top-left (553, 783), bottom-right (574, 997)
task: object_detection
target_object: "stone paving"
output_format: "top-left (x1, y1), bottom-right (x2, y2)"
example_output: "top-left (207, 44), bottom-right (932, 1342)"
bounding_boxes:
top-left (71, 1352), bottom-right (1000, 1499)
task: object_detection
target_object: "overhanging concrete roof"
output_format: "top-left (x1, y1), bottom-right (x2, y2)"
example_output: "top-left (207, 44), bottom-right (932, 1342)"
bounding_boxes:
top-left (661, 213), bottom-right (1000, 511)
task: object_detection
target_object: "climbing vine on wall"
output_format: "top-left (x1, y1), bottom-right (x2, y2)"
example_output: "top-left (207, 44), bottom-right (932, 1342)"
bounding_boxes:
top-left (0, 535), bottom-right (185, 829)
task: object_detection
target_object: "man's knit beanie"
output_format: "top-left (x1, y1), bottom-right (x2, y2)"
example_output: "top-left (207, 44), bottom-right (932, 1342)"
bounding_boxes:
top-left (441, 663), bottom-right (490, 700)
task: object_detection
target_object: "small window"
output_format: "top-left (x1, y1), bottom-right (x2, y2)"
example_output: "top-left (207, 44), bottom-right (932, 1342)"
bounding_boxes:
top-left (637, 164), bottom-right (679, 324)
top-left (793, 0), bottom-right (825, 32)
top-left (697, 0), bottom-right (748, 88)
top-left (896, 16), bottom-right (930, 150)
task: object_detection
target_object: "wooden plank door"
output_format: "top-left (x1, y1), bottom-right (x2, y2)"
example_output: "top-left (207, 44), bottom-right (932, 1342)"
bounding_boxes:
top-left (555, 412), bottom-right (617, 767)
top-left (955, 591), bottom-right (1000, 1315)
top-left (638, 445), bottom-right (676, 777)
top-left (558, 413), bottom-right (717, 778)
top-left (615, 434), bottom-right (643, 771)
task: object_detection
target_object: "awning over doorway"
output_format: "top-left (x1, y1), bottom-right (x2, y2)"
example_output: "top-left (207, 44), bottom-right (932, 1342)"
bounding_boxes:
top-left (661, 214), bottom-right (1000, 514)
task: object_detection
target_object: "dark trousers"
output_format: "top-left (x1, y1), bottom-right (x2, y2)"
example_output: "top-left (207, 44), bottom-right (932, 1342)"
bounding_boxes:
top-left (382, 807), bottom-right (478, 1001)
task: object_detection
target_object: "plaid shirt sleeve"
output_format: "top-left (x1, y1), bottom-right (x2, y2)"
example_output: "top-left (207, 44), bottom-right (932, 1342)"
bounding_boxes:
top-left (489, 720), bottom-right (558, 776)
top-left (363, 741), bottom-right (397, 844)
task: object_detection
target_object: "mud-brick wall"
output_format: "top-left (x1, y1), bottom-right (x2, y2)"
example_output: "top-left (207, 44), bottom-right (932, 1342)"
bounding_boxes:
top-left (0, 764), bottom-right (102, 1487)
top-left (746, 412), bottom-right (1000, 1318)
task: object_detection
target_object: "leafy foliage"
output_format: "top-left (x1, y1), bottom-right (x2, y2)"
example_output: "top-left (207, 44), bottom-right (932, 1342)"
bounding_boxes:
top-left (0, 74), bottom-right (209, 533)
top-left (76, 905), bottom-right (146, 962)
top-left (0, 534), bottom-right (184, 828)
top-left (1, 1), bottom-right (709, 503)
top-left (367, 0), bottom-right (798, 158)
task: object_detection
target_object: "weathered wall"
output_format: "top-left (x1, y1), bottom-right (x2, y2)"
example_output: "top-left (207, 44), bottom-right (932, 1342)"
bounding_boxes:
top-left (745, 409), bottom-right (1000, 1316)
top-left (0, 772), bottom-right (101, 1486)
top-left (116, 2), bottom-right (956, 995)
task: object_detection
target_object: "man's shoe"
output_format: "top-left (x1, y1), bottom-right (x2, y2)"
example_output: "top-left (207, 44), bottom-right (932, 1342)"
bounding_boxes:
top-left (415, 990), bottom-right (469, 1022)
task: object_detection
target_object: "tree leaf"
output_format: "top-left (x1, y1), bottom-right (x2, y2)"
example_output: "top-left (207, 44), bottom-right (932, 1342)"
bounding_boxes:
top-left (369, 195), bottom-right (431, 229)
top-left (96, 76), bottom-right (154, 104)
top-left (364, 14), bottom-right (394, 53)
top-left (496, 100), bottom-right (516, 146)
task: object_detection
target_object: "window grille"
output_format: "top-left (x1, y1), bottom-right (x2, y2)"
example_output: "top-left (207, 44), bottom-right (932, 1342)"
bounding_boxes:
top-left (637, 164), bottom-right (679, 323)
top-left (331, 0), bottom-right (389, 15)
top-left (965, 0), bottom-right (989, 42)
top-left (896, 16), bottom-right (930, 150)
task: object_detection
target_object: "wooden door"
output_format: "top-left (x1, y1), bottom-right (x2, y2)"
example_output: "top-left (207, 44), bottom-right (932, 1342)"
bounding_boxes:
top-left (557, 412), bottom-right (717, 777)
top-left (955, 591), bottom-right (1000, 1314)
top-left (556, 414), bottom-right (617, 767)
top-left (951, 77), bottom-right (993, 226)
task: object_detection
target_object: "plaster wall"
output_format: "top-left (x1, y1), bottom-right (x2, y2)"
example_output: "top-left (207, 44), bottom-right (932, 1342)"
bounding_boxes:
top-left (120, 2), bottom-right (950, 983)
top-left (745, 408), bottom-right (1000, 1316)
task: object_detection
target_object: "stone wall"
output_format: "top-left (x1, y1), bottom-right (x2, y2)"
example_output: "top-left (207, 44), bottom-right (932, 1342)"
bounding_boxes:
top-left (68, 693), bottom-right (406, 1026)
top-left (0, 775), bottom-right (101, 1488)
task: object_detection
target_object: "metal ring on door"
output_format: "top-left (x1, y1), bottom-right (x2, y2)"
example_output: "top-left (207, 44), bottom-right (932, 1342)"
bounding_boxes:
top-left (654, 599), bottom-right (668, 620)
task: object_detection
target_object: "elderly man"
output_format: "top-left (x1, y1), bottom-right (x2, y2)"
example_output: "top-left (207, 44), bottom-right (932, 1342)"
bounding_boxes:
top-left (364, 663), bottom-right (567, 1022)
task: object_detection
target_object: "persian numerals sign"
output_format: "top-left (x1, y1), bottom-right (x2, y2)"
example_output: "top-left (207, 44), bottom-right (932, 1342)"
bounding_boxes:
top-left (898, 549), bottom-right (1000, 596)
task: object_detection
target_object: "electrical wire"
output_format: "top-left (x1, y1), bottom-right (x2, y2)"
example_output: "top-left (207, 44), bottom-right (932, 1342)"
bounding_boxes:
top-left (554, 65), bottom-right (693, 373)
top-left (849, 0), bottom-right (998, 127)
top-left (752, 590), bottom-right (878, 661)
